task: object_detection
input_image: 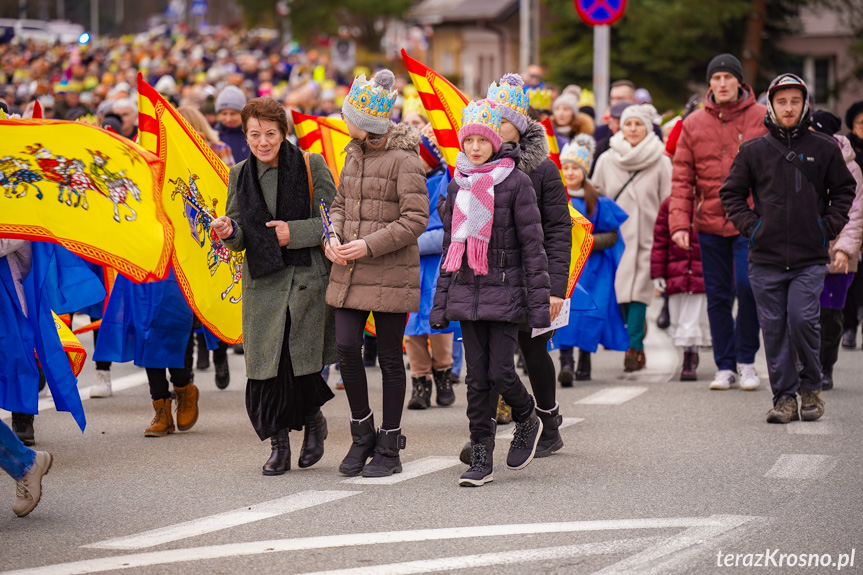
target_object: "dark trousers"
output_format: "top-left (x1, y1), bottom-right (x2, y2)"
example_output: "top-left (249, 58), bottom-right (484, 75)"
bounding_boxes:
top-left (820, 307), bottom-right (844, 377)
top-left (462, 321), bottom-right (533, 442)
top-left (749, 263), bottom-right (827, 403)
top-left (698, 232), bottom-right (761, 370)
top-left (517, 329), bottom-right (556, 411)
top-left (335, 308), bottom-right (407, 430)
top-left (842, 271), bottom-right (863, 332)
top-left (92, 328), bottom-right (111, 371)
top-left (147, 332), bottom-right (195, 401)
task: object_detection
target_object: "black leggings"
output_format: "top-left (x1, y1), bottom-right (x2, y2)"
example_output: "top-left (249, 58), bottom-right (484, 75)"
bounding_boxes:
top-left (518, 330), bottom-right (556, 411)
top-left (147, 333), bottom-right (195, 401)
top-left (335, 308), bottom-right (407, 430)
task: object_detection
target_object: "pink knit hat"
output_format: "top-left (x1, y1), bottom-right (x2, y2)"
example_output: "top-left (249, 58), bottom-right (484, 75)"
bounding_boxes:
top-left (458, 99), bottom-right (503, 153)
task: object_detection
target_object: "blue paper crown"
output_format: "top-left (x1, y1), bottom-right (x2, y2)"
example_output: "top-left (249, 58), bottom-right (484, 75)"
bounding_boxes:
top-left (461, 100), bottom-right (501, 133)
top-left (560, 142), bottom-right (592, 172)
top-left (487, 80), bottom-right (529, 117)
top-left (346, 74), bottom-right (396, 120)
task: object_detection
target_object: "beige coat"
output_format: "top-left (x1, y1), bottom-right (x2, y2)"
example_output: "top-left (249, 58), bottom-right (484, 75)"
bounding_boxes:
top-left (326, 122), bottom-right (429, 313)
top-left (594, 135), bottom-right (672, 304)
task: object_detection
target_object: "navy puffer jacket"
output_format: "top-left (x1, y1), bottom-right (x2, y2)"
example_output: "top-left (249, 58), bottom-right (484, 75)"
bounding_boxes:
top-left (430, 143), bottom-right (551, 329)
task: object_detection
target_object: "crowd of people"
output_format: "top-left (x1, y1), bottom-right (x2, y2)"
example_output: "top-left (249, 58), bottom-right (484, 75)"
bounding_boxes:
top-left (3, 30), bottom-right (863, 513)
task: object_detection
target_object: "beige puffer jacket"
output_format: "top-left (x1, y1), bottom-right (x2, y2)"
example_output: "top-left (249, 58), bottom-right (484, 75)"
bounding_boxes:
top-left (326, 122), bottom-right (429, 312)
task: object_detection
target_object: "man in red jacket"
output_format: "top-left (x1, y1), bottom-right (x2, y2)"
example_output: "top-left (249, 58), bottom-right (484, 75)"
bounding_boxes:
top-left (669, 53), bottom-right (767, 392)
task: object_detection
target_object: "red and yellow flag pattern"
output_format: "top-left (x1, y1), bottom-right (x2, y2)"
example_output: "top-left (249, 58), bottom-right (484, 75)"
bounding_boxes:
top-left (52, 311), bottom-right (87, 376)
top-left (401, 49), bottom-right (470, 174)
top-left (137, 75), bottom-right (242, 344)
top-left (0, 118), bottom-right (172, 282)
top-left (291, 111), bottom-right (352, 186)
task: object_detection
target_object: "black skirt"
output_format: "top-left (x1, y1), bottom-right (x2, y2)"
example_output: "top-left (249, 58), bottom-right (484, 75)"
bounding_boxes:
top-left (245, 309), bottom-right (335, 440)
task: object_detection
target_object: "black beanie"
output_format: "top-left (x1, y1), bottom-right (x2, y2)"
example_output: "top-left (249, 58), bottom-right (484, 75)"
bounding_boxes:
top-left (846, 101), bottom-right (863, 131)
top-left (811, 110), bottom-right (842, 136)
top-left (706, 54), bottom-right (744, 84)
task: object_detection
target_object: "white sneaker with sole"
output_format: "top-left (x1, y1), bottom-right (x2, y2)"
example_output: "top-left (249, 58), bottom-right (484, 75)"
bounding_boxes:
top-left (90, 370), bottom-right (113, 398)
top-left (738, 363), bottom-right (760, 391)
top-left (709, 369), bottom-right (737, 390)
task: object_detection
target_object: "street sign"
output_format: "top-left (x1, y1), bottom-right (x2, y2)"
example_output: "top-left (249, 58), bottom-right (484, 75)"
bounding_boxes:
top-left (575, 0), bottom-right (627, 26)
top-left (190, 0), bottom-right (208, 17)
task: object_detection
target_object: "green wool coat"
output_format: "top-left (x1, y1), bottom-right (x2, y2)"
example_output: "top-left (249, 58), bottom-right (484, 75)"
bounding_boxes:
top-left (223, 152), bottom-right (338, 380)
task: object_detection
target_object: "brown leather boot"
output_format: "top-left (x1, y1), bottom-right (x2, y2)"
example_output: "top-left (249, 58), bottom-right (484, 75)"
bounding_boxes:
top-left (144, 399), bottom-right (175, 437)
top-left (174, 383), bottom-right (199, 431)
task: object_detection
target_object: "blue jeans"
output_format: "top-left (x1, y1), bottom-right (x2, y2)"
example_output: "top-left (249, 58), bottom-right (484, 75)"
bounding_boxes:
top-left (698, 233), bottom-right (761, 371)
top-left (1, 420), bottom-right (35, 481)
top-left (749, 263), bottom-right (827, 402)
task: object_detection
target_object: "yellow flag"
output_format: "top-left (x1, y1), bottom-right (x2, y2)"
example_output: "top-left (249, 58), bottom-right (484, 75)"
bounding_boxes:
top-left (0, 119), bottom-right (172, 282)
top-left (137, 75), bottom-right (242, 344)
top-left (52, 312), bottom-right (87, 376)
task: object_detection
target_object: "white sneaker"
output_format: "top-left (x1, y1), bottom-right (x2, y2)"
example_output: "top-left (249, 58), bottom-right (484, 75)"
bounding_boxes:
top-left (90, 370), bottom-right (113, 398)
top-left (738, 363), bottom-right (760, 391)
top-left (709, 369), bottom-right (737, 390)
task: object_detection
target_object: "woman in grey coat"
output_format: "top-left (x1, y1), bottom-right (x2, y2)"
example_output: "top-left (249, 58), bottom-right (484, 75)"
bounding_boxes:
top-left (212, 98), bottom-right (338, 476)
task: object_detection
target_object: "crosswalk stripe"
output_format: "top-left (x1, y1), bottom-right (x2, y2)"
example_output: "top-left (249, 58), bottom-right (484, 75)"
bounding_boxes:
top-left (576, 387), bottom-right (648, 405)
top-left (786, 421), bottom-right (838, 435)
top-left (83, 490), bottom-right (361, 550)
top-left (764, 454), bottom-right (838, 479)
top-left (495, 417), bottom-right (584, 440)
top-left (342, 456), bottom-right (460, 485)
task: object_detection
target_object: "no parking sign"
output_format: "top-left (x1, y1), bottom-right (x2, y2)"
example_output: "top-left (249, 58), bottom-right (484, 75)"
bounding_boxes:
top-left (575, 0), bottom-right (627, 26)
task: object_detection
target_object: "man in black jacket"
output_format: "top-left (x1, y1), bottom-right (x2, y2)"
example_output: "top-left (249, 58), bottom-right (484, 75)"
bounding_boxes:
top-left (720, 74), bottom-right (856, 424)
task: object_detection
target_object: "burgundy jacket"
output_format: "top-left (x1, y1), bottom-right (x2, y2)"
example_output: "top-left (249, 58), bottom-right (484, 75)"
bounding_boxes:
top-left (651, 197), bottom-right (704, 295)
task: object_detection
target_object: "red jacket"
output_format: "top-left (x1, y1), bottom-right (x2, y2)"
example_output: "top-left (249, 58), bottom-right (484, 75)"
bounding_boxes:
top-left (669, 85), bottom-right (767, 237)
top-left (652, 197), bottom-right (704, 296)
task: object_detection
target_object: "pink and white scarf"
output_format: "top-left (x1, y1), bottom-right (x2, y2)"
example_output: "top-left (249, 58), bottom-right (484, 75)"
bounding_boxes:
top-left (442, 152), bottom-right (515, 275)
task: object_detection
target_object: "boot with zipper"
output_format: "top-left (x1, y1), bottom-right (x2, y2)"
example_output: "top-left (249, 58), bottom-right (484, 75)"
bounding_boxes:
top-left (361, 428), bottom-right (406, 478)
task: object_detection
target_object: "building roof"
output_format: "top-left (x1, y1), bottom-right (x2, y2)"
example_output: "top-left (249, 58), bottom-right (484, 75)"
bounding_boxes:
top-left (409, 0), bottom-right (517, 25)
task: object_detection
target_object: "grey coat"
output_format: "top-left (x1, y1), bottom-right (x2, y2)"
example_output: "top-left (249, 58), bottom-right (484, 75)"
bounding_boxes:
top-left (223, 152), bottom-right (338, 380)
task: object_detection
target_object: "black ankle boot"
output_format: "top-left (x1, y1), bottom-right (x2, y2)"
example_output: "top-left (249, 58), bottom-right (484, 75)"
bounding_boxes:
top-left (534, 403), bottom-right (563, 457)
top-left (11, 413), bottom-right (35, 447)
top-left (339, 411), bottom-right (376, 476)
top-left (262, 429), bottom-right (290, 475)
top-left (298, 410), bottom-right (328, 468)
top-left (433, 368), bottom-right (455, 406)
top-left (362, 428), bottom-right (406, 477)
top-left (657, 296), bottom-right (670, 329)
top-left (575, 349), bottom-right (591, 381)
top-left (558, 351), bottom-right (575, 387)
top-left (195, 332), bottom-right (209, 370)
top-left (407, 375), bottom-right (432, 410)
top-left (214, 356), bottom-right (230, 390)
top-left (459, 436), bottom-right (495, 487)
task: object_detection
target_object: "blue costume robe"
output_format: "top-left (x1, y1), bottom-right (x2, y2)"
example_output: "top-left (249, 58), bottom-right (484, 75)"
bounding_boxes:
top-left (554, 196), bottom-right (629, 353)
top-left (94, 268), bottom-right (210, 369)
top-left (0, 243), bottom-right (106, 431)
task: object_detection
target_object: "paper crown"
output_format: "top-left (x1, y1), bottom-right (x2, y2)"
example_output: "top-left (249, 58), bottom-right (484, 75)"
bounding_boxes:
top-left (346, 73), bottom-right (397, 121)
top-left (401, 95), bottom-right (427, 120)
top-left (487, 78), bottom-right (529, 117)
top-left (461, 99), bottom-right (501, 133)
top-left (528, 88), bottom-right (553, 111)
top-left (560, 140), bottom-right (593, 175)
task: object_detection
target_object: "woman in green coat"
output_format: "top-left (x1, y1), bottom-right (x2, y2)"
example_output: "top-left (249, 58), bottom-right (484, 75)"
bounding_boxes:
top-left (212, 97), bottom-right (338, 476)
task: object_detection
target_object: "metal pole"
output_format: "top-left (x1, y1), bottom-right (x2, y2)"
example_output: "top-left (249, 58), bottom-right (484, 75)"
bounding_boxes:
top-left (519, 0), bottom-right (530, 73)
top-left (57, 0), bottom-right (65, 20)
top-left (116, 0), bottom-right (123, 26)
top-left (593, 24), bottom-right (609, 124)
top-left (91, 0), bottom-right (99, 39)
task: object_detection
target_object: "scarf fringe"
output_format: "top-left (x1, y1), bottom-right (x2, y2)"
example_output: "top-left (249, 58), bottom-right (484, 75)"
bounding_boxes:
top-left (442, 241), bottom-right (465, 273)
top-left (466, 236), bottom-right (489, 276)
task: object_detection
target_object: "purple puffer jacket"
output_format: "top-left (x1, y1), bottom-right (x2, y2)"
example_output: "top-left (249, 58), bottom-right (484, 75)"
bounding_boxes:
top-left (430, 143), bottom-right (551, 329)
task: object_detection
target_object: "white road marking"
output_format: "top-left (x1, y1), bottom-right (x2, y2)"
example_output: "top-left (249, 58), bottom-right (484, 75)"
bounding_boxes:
top-left (295, 537), bottom-right (664, 575)
top-left (495, 416), bottom-right (584, 440)
top-left (576, 387), bottom-right (648, 405)
top-left (765, 454), bottom-right (838, 479)
top-left (342, 456), bottom-right (461, 485)
top-left (2, 516), bottom-right (759, 575)
top-left (1, 370), bottom-right (149, 421)
top-left (592, 514), bottom-right (758, 574)
top-left (83, 490), bottom-right (361, 550)
top-left (786, 420), bottom-right (839, 435)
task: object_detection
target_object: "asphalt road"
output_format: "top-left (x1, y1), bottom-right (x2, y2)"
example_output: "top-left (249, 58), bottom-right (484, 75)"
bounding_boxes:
top-left (2, 300), bottom-right (862, 574)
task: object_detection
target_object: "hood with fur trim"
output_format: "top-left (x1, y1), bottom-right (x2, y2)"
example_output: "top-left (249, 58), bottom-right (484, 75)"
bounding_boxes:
top-left (516, 119), bottom-right (550, 175)
top-left (382, 121), bottom-right (422, 151)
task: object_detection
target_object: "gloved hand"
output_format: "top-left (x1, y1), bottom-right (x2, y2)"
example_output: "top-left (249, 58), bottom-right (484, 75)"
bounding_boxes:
top-left (653, 277), bottom-right (667, 292)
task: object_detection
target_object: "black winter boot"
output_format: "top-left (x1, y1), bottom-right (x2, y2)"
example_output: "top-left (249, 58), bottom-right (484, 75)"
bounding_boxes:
top-left (195, 332), bottom-right (209, 370)
top-left (506, 397), bottom-right (543, 470)
top-left (298, 410), bottom-right (328, 469)
top-left (214, 355), bottom-right (230, 390)
top-left (558, 350), bottom-right (575, 387)
top-left (433, 368), bottom-right (455, 406)
top-left (12, 413), bottom-right (35, 447)
top-left (459, 420), bottom-right (496, 465)
top-left (407, 375), bottom-right (432, 410)
top-left (262, 429), bottom-right (290, 475)
top-left (459, 437), bottom-right (495, 487)
top-left (339, 411), bottom-right (376, 476)
top-left (361, 428), bottom-right (406, 477)
top-left (657, 295), bottom-right (670, 329)
top-left (575, 349), bottom-right (591, 381)
top-left (534, 403), bottom-right (563, 457)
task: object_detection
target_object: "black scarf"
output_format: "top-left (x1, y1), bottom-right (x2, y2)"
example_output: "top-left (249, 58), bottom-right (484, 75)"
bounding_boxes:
top-left (238, 140), bottom-right (310, 279)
